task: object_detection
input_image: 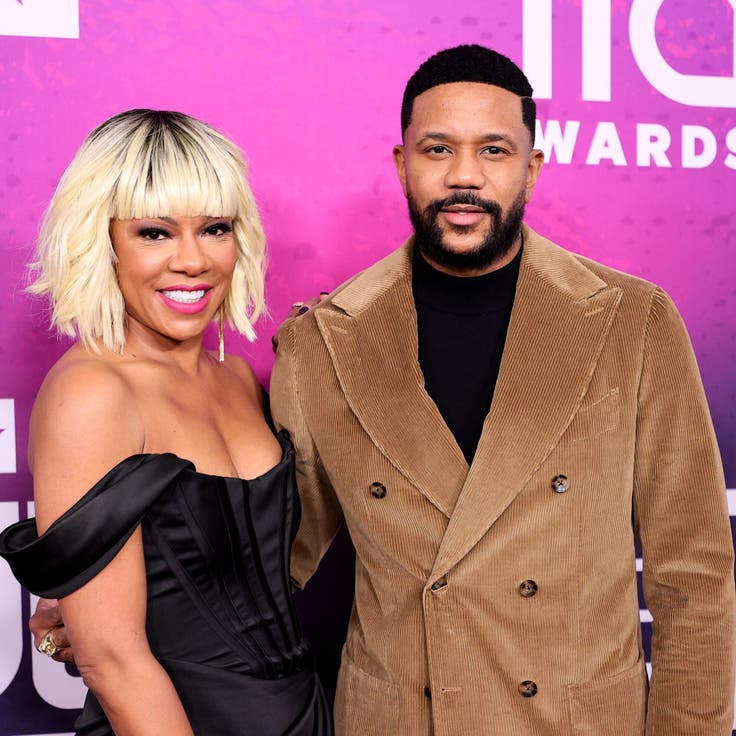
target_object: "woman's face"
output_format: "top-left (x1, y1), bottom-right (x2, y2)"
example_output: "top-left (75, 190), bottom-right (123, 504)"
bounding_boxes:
top-left (110, 215), bottom-right (237, 349)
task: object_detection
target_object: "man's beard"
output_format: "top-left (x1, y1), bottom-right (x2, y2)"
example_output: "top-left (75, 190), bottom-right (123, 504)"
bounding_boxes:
top-left (408, 189), bottom-right (526, 273)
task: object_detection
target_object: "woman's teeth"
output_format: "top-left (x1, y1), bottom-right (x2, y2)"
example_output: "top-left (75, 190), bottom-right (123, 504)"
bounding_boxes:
top-left (161, 289), bottom-right (206, 303)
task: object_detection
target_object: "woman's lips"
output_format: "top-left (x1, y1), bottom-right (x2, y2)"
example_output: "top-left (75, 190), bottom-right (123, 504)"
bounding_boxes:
top-left (157, 286), bottom-right (213, 314)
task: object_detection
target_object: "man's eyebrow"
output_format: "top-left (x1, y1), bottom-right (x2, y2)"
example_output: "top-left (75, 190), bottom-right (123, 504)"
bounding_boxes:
top-left (417, 131), bottom-right (519, 149)
top-left (418, 132), bottom-right (452, 142)
top-left (477, 133), bottom-right (519, 150)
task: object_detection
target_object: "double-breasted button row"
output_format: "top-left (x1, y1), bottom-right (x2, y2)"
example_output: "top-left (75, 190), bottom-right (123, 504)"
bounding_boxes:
top-left (519, 579), bottom-right (538, 597)
top-left (369, 481), bottom-right (387, 499)
top-left (371, 476), bottom-right (569, 498)
top-left (518, 680), bottom-right (538, 697)
top-left (551, 474), bottom-right (569, 493)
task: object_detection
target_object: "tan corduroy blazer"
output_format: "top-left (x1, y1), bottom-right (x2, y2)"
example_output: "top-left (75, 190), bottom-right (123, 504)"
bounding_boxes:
top-left (271, 226), bottom-right (735, 736)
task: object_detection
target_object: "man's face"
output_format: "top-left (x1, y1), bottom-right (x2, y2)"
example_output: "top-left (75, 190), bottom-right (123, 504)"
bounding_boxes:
top-left (393, 82), bottom-right (543, 275)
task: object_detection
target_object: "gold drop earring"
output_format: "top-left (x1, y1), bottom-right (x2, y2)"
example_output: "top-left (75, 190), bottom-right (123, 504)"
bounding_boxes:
top-left (218, 305), bottom-right (225, 363)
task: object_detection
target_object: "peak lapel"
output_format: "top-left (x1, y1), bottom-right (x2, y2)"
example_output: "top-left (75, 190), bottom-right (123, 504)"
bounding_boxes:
top-left (431, 229), bottom-right (623, 577)
top-left (316, 243), bottom-right (468, 518)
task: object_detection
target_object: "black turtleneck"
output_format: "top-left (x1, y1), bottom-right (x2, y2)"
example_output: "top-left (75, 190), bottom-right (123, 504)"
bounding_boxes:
top-left (411, 244), bottom-right (521, 464)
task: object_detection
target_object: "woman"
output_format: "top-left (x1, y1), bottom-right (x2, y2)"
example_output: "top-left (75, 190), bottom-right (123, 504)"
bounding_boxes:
top-left (0, 110), bottom-right (331, 735)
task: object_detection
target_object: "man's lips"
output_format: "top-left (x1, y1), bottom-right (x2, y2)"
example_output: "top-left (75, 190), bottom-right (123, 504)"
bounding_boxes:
top-left (440, 205), bottom-right (488, 227)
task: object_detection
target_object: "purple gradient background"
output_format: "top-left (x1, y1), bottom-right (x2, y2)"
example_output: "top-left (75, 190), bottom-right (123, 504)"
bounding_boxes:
top-left (0, 1), bottom-right (735, 733)
top-left (1, 1), bottom-right (734, 501)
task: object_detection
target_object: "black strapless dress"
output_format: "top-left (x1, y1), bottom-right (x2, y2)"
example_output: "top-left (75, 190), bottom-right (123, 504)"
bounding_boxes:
top-left (0, 430), bottom-right (332, 736)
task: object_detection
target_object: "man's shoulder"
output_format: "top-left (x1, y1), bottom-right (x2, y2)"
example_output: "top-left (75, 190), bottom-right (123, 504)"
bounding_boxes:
top-left (281, 240), bottom-right (412, 337)
top-left (325, 243), bottom-right (412, 311)
top-left (575, 252), bottom-right (656, 294)
top-left (526, 226), bottom-right (660, 304)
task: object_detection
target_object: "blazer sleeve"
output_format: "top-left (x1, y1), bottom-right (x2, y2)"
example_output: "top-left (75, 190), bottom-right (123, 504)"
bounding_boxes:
top-left (633, 287), bottom-right (735, 735)
top-left (270, 317), bottom-right (345, 591)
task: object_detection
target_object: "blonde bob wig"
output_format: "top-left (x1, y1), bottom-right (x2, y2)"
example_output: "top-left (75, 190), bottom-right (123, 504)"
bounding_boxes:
top-left (31, 109), bottom-right (266, 352)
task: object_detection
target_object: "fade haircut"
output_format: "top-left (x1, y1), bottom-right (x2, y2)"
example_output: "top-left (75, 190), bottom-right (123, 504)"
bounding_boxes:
top-left (30, 109), bottom-right (266, 353)
top-left (400, 44), bottom-right (536, 145)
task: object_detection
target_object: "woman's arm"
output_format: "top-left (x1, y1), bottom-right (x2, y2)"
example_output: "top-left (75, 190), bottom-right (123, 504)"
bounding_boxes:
top-left (31, 358), bottom-right (194, 736)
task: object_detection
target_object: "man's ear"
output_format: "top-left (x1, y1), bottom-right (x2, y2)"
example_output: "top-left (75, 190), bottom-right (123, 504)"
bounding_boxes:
top-left (393, 144), bottom-right (408, 197)
top-left (524, 148), bottom-right (545, 203)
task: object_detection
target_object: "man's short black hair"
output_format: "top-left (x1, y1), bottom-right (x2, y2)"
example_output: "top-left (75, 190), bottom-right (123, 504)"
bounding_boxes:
top-left (401, 44), bottom-right (536, 145)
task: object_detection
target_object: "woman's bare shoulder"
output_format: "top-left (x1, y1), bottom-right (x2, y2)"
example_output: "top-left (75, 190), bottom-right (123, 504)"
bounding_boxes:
top-left (30, 345), bottom-right (145, 479)
top-left (34, 345), bottom-right (137, 420)
top-left (220, 352), bottom-right (263, 400)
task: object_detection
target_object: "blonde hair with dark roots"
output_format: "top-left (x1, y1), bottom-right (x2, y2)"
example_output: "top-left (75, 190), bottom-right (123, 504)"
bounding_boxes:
top-left (30, 109), bottom-right (266, 352)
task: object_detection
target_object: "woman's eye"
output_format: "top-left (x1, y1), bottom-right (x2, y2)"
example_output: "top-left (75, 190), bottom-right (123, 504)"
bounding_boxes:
top-left (138, 228), bottom-right (168, 241)
top-left (205, 222), bottom-right (233, 237)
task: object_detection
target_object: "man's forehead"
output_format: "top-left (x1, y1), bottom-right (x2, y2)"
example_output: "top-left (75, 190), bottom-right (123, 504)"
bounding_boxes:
top-left (413, 81), bottom-right (525, 106)
top-left (408, 82), bottom-right (527, 132)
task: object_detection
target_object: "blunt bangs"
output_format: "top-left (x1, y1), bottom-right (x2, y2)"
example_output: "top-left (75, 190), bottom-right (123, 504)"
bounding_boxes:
top-left (109, 117), bottom-right (244, 222)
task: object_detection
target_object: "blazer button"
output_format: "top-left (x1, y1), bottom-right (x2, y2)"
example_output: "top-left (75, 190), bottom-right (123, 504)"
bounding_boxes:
top-left (519, 680), bottom-right (538, 698)
top-left (423, 686), bottom-right (432, 699)
top-left (370, 482), bottom-right (387, 499)
top-left (519, 580), bottom-right (538, 598)
top-left (431, 577), bottom-right (447, 591)
top-left (551, 474), bottom-right (569, 493)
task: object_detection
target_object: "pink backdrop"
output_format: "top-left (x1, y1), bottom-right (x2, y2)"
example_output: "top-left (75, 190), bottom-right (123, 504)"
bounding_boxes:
top-left (1, 1), bottom-right (734, 733)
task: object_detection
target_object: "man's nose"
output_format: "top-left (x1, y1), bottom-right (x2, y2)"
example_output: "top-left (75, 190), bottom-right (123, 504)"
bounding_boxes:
top-left (445, 150), bottom-right (485, 189)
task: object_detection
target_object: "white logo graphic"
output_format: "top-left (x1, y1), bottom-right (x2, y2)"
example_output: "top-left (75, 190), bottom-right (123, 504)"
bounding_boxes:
top-left (0, 0), bottom-right (79, 39)
top-left (534, 118), bottom-right (736, 171)
top-left (0, 399), bottom-right (17, 474)
top-left (27, 502), bottom-right (87, 709)
top-left (31, 594), bottom-right (87, 709)
top-left (630, 0), bottom-right (736, 108)
top-left (0, 502), bottom-right (22, 694)
top-left (0, 501), bottom-right (86, 709)
top-left (523, 0), bottom-right (736, 107)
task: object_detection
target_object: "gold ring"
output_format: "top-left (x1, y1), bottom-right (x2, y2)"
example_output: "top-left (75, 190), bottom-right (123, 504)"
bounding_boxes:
top-left (292, 302), bottom-right (305, 308)
top-left (37, 628), bottom-right (63, 658)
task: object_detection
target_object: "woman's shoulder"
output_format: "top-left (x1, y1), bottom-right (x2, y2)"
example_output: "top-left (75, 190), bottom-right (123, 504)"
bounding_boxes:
top-left (218, 352), bottom-right (263, 399)
top-left (29, 345), bottom-right (146, 533)
top-left (30, 344), bottom-right (144, 470)
top-left (37, 345), bottom-right (136, 415)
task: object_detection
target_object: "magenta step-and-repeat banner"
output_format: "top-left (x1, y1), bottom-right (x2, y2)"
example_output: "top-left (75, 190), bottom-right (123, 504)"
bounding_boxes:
top-left (1, 1), bottom-right (735, 733)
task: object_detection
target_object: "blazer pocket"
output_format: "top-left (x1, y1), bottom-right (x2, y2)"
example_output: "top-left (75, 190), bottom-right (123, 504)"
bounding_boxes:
top-left (334, 650), bottom-right (399, 736)
top-left (567, 655), bottom-right (648, 735)
top-left (566, 387), bottom-right (620, 442)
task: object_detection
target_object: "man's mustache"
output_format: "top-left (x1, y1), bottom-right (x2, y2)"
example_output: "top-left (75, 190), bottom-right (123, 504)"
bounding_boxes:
top-left (427, 192), bottom-right (501, 217)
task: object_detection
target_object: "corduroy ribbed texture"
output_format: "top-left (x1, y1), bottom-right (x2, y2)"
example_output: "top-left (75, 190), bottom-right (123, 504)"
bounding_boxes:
top-left (270, 226), bottom-right (735, 736)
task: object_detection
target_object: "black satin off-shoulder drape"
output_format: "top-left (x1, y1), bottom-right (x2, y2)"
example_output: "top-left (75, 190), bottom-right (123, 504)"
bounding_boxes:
top-left (0, 430), bottom-right (332, 736)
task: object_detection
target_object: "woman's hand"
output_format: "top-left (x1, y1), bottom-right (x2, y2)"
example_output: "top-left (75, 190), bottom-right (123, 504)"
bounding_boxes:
top-left (287, 293), bottom-right (326, 318)
top-left (30, 598), bottom-right (74, 663)
top-left (272, 292), bottom-right (329, 352)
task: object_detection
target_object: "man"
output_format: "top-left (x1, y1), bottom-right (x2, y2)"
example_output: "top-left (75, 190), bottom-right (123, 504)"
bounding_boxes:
top-left (269, 45), bottom-right (735, 735)
top-left (32, 45), bottom-right (734, 734)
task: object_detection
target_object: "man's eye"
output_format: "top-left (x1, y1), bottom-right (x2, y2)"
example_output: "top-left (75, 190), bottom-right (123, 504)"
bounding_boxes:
top-left (427, 145), bottom-right (449, 154)
top-left (484, 146), bottom-right (505, 155)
